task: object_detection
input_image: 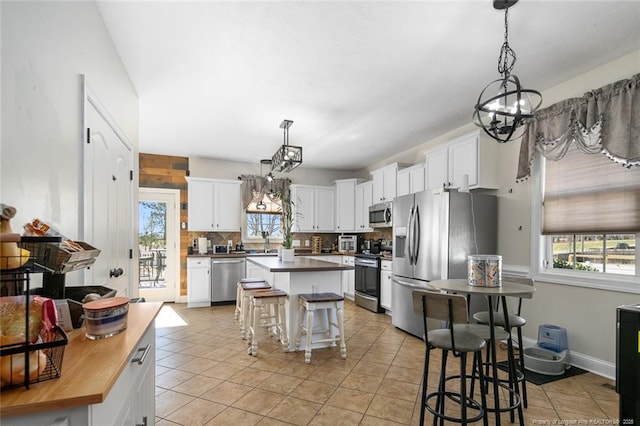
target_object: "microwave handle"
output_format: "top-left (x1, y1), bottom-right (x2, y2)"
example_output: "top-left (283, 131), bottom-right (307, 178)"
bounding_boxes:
top-left (384, 205), bottom-right (392, 225)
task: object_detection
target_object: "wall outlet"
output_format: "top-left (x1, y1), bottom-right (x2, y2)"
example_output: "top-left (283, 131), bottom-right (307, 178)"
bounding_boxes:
top-left (305, 240), bottom-right (310, 247)
top-left (292, 240), bottom-right (301, 247)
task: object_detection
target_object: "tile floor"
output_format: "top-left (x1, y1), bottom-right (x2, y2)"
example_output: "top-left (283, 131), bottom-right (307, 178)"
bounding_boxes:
top-left (154, 300), bottom-right (618, 425)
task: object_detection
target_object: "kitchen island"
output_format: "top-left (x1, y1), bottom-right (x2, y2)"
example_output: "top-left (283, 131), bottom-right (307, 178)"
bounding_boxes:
top-left (1, 301), bottom-right (163, 425)
top-left (246, 256), bottom-right (353, 352)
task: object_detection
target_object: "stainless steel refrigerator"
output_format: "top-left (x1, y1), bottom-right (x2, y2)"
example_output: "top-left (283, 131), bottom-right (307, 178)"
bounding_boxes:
top-left (391, 189), bottom-right (497, 337)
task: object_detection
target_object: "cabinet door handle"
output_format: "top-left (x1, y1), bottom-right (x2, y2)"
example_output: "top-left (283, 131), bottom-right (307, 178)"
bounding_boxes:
top-left (131, 344), bottom-right (151, 365)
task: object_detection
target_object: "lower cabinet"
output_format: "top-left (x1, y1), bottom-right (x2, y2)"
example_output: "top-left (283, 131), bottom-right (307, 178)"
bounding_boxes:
top-left (187, 257), bottom-right (211, 308)
top-left (2, 325), bottom-right (156, 426)
top-left (341, 256), bottom-right (355, 299)
top-left (380, 260), bottom-right (392, 311)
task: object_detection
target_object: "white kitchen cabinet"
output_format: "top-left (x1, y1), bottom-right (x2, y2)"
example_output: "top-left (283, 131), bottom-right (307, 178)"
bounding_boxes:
top-left (380, 259), bottom-right (393, 311)
top-left (424, 130), bottom-right (498, 191)
top-left (342, 255), bottom-right (355, 299)
top-left (355, 181), bottom-right (373, 231)
top-left (397, 164), bottom-right (425, 197)
top-left (187, 178), bottom-right (242, 231)
top-left (371, 163), bottom-right (398, 203)
top-left (335, 179), bottom-right (359, 232)
top-left (290, 185), bottom-right (335, 232)
top-left (187, 257), bottom-right (211, 307)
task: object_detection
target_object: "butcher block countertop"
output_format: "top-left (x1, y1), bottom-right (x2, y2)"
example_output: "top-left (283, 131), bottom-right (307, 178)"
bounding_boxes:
top-left (0, 301), bottom-right (163, 417)
top-left (247, 256), bottom-right (354, 272)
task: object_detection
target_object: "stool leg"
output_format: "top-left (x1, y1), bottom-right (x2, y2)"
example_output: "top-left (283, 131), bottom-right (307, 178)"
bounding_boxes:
top-left (419, 345), bottom-right (430, 426)
top-left (336, 303), bottom-right (347, 359)
top-left (460, 353), bottom-right (468, 425)
top-left (249, 301), bottom-right (260, 356)
top-left (294, 301), bottom-right (305, 352)
top-left (517, 327), bottom-right (528, 408)
top-left (241, 292), bottom-right (249, 339)
top-left (235, 283), bottom-right (241, 320)
top-left (304, 308), bottom-right (314, 364)
top-left (329, 308), bottom-right (337, 348)
top-left (278, 300), bottom-right (289, 351)
top-left (476, 350), bottom-right (489, 426)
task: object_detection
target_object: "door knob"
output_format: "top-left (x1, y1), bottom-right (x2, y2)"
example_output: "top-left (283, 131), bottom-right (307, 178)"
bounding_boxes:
top-left (110, 268), bottom-right (124, 278)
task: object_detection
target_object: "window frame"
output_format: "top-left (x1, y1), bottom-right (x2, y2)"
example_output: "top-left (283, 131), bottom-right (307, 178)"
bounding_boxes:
top-left (531, 155), bottom-right (640, 295)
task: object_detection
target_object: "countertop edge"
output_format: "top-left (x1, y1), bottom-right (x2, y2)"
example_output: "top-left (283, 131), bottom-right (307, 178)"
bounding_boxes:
top-left (0, 301), bottom-right (164, 418)
top-left (247, 256), bottom-right (354, 272)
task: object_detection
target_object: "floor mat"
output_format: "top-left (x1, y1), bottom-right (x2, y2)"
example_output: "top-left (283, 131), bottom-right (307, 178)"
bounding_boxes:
top-left (496, 361), bottom-right (588, 385)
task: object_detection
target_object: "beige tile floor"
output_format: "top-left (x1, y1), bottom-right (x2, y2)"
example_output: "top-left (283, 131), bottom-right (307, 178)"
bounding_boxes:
top-left (154, 301), bottom-right (618, 425)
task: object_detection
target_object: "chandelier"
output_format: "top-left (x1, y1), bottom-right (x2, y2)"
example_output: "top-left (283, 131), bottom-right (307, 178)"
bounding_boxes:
top-left (473, 0), bottom-right (542, 143)
top-left (271, 119), bottom-right (302, 173)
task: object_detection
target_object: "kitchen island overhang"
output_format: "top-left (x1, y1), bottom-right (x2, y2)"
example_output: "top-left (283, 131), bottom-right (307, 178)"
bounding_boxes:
top-left (246, 256), bottom-right (354, 352)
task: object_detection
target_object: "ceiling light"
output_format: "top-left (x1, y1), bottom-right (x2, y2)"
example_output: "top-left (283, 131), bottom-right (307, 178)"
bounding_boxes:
top-left (473, 0), bottom-right (542, 143)
top-left (271, 119), bottom-right (302, 173)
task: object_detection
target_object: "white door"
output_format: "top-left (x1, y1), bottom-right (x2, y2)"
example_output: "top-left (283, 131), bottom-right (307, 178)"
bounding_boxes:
top-left (84, 99), bottom-right (133, 297)
top-left (139, 188), bottom-right (179, 302)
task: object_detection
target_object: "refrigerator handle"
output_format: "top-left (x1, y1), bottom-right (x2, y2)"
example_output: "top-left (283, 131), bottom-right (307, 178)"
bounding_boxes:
top-left (407, 206), bottom-right (415, 265)
top-left (414, 205), bottom-right (420, 262)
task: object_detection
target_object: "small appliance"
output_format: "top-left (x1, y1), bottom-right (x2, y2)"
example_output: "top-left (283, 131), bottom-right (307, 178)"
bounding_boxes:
top-left (338, 235), bottom-right (357, 253)
top-left (369, 202), bottom-right (392, 228)
top-left (214, 245), bottom-right (230, 254)
top-left (198, 237), bottom-right (208, 254)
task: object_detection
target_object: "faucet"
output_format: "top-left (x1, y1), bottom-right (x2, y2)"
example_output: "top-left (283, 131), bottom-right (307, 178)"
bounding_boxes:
top-left (264, 236), bottom-right (270, 253)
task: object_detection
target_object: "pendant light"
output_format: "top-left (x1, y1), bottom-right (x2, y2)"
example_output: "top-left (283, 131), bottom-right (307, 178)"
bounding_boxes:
top-left (271, 119), bottom-right (302, 172)
top-left (473, 0), bottom-right (542, 143)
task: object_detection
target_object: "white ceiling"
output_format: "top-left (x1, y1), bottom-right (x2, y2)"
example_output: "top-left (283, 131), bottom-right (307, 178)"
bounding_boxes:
top-left (97, 1), bottom-right (640, 170)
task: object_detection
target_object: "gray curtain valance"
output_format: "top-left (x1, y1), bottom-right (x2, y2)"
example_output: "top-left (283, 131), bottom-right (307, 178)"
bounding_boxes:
top-left (517, 73), bottom-right (640, 181)
top-left (239, 175), bottom-right (290, 209)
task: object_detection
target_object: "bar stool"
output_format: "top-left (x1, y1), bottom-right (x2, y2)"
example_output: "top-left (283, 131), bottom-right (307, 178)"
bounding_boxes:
top-left (473, 277), bottom-right (534, 408)
top-left (294, 292), bottom-right (346, 364)
top-left (246, 289), bottom-right (289, 356)
top-left (238, 280), bottom-right (272, 340)
top-left (235, 277), bottom-right (268, 320)
top-left (412, 290), bottom-right (488, 426)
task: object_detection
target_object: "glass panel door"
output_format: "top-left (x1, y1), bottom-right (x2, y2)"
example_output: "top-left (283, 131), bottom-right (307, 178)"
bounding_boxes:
top-left (139, 188), bottom-right (179, 302)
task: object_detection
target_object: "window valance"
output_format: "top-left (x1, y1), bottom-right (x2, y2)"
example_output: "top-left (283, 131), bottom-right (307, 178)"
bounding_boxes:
top-left (517, 73), bottom-right (640, 182)
top-left (239, 175), bottom-right (290, 209)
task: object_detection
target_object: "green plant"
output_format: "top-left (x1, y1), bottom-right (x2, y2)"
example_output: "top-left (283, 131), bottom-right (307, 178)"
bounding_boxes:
top-left (553, 258), bottom-right (599, 272)
top-left (279, 190), bottom-right (294, 249)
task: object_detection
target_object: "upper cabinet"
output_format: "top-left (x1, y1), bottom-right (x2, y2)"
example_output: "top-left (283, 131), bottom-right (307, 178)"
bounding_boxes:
top-left (187, 177), bottom-right (242, 231)
top-left (290, 184), bottom-right (335, 232)
top-left (371, 163), bottom-right (398, 203)
top-left (424, 130), bottom-right (498, 191)
top-left (334, 179), bottom-right (359, 232)
top-left (397, 164), bottom-right (425, 197)
top-left (355, 181), bottom-right (373, 232)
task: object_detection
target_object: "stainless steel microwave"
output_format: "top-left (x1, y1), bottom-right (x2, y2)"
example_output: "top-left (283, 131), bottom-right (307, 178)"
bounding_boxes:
top-left (369, 202), bottom-right (392, 228)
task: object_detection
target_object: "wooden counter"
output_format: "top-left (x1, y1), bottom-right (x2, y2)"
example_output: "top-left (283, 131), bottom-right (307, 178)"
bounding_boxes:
top-left (0, 301), bottom-right (163, 418)
top-left (247, 256), bottom-right (353, 272)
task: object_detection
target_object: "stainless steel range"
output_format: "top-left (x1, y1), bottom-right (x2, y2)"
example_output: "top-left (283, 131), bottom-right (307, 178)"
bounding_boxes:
top-left (354, 253), bottom-right (384, 313)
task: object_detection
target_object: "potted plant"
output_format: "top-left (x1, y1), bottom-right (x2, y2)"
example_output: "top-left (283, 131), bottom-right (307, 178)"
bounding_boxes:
top-left (279, 190), bottom-right (295, 262)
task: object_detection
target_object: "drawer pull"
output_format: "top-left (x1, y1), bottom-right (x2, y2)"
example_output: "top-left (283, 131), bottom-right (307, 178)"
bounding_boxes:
top-left (131, 344), bottom-right (151, 365)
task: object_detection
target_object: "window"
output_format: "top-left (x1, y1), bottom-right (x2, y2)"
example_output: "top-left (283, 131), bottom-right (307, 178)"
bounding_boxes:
top-left (245, 195), bottom-right (282, 241)
top-left (533, 144), bottom-right (640, 291)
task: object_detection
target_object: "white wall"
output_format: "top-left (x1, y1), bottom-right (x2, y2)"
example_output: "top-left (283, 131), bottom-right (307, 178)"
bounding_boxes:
top-left (1, 2), bottom-right (138, 283)
top-left (189, 156), bottom-right (368, 186)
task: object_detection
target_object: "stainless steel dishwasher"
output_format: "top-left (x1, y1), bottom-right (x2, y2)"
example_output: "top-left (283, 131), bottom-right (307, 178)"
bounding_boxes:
top-left (211, 257), bottom-right (246, 304)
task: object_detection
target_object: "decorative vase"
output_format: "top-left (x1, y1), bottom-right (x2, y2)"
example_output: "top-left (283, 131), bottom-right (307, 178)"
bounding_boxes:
top-left (281, 248), bottom-right (295, 262)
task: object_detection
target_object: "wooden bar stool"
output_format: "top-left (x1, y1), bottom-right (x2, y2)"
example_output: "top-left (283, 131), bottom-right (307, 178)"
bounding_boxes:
top-left (246, 289), bottom-right (289, 356)
top-left (238, 280), bottom-right (271, 340)
top-left (294, 292), bottom-right (346, 364)
top-left (235, 277), bottom-right (268, 320)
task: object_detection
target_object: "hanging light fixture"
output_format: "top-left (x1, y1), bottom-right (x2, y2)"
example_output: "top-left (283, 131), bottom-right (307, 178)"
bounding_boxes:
top-left (256, 159), bottom-right (272, 211)
top-left (271, 119), bottom-right (302, 172)
top-left (473, 0), bottom-right (542, 143)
